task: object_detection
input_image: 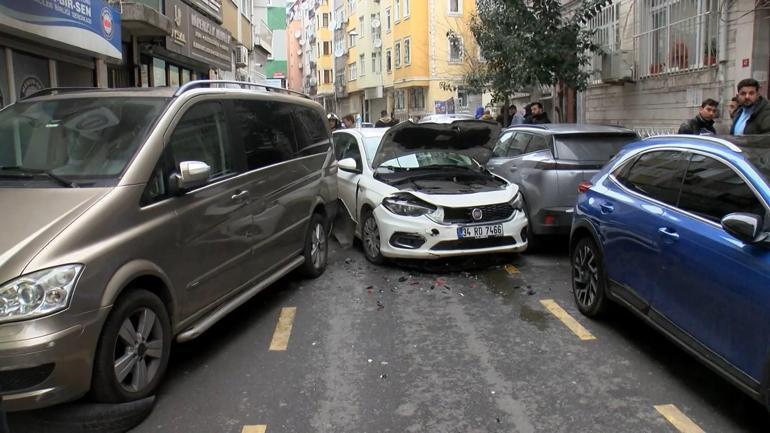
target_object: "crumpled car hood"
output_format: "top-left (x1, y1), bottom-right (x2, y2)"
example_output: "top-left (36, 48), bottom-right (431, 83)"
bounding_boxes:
top-left (371, 120), bottom-right (501, 168)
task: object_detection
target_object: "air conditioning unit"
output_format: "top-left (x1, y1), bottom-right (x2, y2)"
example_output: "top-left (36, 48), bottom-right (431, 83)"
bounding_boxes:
top-left (373, 39), bottom-right (382, 49)
top-left (600, 51), bottom-right (634, 83)
top-left (235, 45), bottom-right (249, 67)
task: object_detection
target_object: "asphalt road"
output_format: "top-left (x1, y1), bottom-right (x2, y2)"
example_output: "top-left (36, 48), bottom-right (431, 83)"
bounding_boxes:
top-left (121, 238), bottom-right (768, 433)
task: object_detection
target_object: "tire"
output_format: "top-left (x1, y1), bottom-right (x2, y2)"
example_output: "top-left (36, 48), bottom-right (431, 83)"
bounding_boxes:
top-left (571, 236), bottom-right (610, 317)
top-left (91, 290), bottom-right (171, 404)
top-left (522, 199), bottom-right (541, 252)
top-left (7, 397), bottom-right (155, 433)
top-left (300, 213), bottom-right (329, 278)
top-left (361, 209), bottom-right (385, 265)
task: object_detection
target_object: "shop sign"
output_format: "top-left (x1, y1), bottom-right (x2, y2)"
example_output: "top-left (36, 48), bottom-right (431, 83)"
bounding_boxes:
top-left (273, 72), bottom-right (285, 79)
top-left (189, 0), bottom-right (223, 23)
top-left (0, 0), bottom-right (122, 60)
top-left (166, 0), bottom-right (232, 71)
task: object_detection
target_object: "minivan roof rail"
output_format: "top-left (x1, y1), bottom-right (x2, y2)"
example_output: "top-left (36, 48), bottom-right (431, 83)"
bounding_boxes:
top-left (644, 134), bottom-right (742, 153)
top-left (22, 87), bottom-right (99, 100)
top-left (174, 80), bottom-right (311, 99)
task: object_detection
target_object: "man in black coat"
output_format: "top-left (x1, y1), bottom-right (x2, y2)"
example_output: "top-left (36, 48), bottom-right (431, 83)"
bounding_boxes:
top-left (678, 98), bottom-right (718, 135)
top-left (524, 102), bottom-right (551, 124)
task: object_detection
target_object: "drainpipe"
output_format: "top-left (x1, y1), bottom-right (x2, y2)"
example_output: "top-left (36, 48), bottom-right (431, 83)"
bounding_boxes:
top-left (718, 0), bottom-right (729, 117)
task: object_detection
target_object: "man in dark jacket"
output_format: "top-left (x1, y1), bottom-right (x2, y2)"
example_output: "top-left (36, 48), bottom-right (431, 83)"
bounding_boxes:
top-left (678, 98), bottom-right (718, 135)
top-left (375, 110), bottom-right (396, 127)
top-left (525, 102), bottom-right (551, 124)
top-left (731, 78), bottom-right (770, 135)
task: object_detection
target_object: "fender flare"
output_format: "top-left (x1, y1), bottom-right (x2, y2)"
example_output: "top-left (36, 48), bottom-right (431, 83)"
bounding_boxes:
top-left (99, 259), bottom-right (178, 320)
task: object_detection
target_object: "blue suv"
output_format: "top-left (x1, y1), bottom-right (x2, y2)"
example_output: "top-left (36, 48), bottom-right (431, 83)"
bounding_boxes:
top-left (570, 134), bottom-right (770, 408)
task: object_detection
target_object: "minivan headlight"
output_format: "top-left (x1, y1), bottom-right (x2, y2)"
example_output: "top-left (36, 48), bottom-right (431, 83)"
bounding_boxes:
top-left (0, 265), bottom-right (83, 323)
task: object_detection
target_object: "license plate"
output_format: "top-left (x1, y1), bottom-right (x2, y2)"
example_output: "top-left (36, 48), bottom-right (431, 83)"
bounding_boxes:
top-left (457, 224), bottom-right (504, 239)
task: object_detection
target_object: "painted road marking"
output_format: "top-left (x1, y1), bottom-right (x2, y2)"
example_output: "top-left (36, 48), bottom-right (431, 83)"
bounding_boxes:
top-left (540, 299), bottom-right (596, 341)
top-left (655, 404), bottom-right (706, 433)
top-left (269, 307), bottom-right (297, 351)
top-left (504, 264), bottom-right (520, 274)
top-left (242, 426), bottom-right (267, 433)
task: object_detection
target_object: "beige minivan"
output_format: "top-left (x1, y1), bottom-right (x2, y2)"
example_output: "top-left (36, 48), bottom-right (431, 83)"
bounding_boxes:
top-left (0, 81), bottom-right (337, 411)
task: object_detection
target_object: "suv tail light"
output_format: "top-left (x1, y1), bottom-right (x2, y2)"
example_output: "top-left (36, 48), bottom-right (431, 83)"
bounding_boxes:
top-left (578, 181), bottom-right (592, 193)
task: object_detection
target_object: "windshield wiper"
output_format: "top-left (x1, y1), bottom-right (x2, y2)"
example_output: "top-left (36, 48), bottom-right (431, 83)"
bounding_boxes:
top-left (0, 166), bottom-right (79, 188)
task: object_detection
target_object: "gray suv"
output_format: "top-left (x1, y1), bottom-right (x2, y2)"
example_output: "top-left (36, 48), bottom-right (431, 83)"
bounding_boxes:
top-left (486, 124), bottom-right (638, 245)
top-left (0, 81), bottom-right (337, 411)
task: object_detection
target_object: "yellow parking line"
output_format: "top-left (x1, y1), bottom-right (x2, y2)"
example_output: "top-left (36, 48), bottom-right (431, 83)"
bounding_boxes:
top-left (242, 426), bottom-right (267, 433)
top-left (269, 307), bottom-right (297, 351)
top-left (504, 264), bottom-right (520, 274)
top-left (655, 404), bottom-right (705, 433)
top-left (539, 299), bottom-right (596, 341)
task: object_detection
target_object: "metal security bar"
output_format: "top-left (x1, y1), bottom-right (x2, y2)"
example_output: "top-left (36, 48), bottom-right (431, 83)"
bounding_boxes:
top-left (635, 0), bottom-right (719, 78)
top-left (586, 3), bottom-right (621, 84)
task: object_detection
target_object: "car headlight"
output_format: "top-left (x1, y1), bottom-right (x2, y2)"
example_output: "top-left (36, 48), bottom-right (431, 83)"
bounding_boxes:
top-left (511, 192), bottom-right (524, 211)
top-left (382, 194), bottom-right (437, 217)
top-left (0, 264), bottom-right (83, 323)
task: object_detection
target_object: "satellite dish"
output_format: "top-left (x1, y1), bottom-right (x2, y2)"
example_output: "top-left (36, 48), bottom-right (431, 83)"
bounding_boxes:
top-left (298, 49), bottom-right (303, 56)
top-left (299, 39), bottom-right (306, 46)
top-left (294, 30), bottom-right (302, 39)
top-left (310, 77), bottom-right (318, 86)
top-left (334, 47), bottom-right (345, 57)
top-left (373, 39), bottom-right (382, 48)
top-left (371, 19), bottom-right (381, 28)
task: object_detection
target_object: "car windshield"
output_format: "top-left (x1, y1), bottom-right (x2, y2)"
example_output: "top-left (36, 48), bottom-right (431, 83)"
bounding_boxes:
top-left (553, 134), bottom-right (638, 161)
top-left (0, 97), bottom-right (168, 187)
top-left (377, 151), bottom-right (479, 170)
top-left (363, 136), bottom-right (383, 165)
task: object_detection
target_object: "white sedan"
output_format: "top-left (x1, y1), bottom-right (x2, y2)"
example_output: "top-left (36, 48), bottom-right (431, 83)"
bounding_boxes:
top-left (333, 120), bottom-right (528, 263)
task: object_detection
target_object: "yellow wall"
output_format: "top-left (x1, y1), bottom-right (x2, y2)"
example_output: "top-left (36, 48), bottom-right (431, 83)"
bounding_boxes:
top-left (392, 0), bottom-right (428, 83)
top-left (317, 3), bottom-right (334, 95)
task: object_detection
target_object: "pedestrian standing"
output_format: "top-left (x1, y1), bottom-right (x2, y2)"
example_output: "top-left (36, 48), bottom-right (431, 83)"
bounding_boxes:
top-left (480, 109), bottom-right (494, 121)
top-left (728, 96), bottom-right (740, 119)
top-left (375, 110), bottom-right (394, 127)
top-left (731, 78), bottom-right (770, 135)
top-left (509, 104), bottom-right (524, 126)
top-left (474, 106), bottom-right (484, 119)
top-left (525, 102), bottom-right (551, 124)
top-left (678, 98), bottom-right (718, 135)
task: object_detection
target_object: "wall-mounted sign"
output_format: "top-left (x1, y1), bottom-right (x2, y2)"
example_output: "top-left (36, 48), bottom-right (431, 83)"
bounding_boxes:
top-left (189, 0), bottom-right (223, 24)
top-left (434, 100), bottom-right (447, 114)
top-left (0, 0), bottom-right (122, 60)
top-left (743, 58), bottom-right (751, 68)
top-left (166, 0), bottom-right (232, 71)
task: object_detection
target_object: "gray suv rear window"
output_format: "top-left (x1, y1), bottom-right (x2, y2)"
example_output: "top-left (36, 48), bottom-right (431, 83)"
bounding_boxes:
top-left (554, 134), bottom-right (638, 161)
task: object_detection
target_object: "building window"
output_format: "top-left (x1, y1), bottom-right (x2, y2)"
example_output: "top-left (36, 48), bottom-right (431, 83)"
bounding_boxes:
top-left (371, 13), bottom-right (381, 40)
top-left (584, 4), bottom-right (620, 84)
top-left (360, 54), bottom-right (365, 75)
top-left (449, 35), bottom-right (463, 62)
top-left (323, 69), bottom-right (333, 84)
top-left (449, 0), bottom-right (461, 14)
top-left (635, 0), bottom-right (718, 77)
top-left (394, 0), bottom-right (401, 21)
top-left (404, 38), bottom-right (411, 65)
top-left (323, 13), bottom-right (330, 27)
top-left (348, 31), bottom-right (357, 47)
top-left (335, 32), bottom-right (345, 53)
top-left (372, 52), bottom-right (381, 74)
top-left (408, 88), bottom-right (425, 109)
top-left (395, 90), bottom-right (405, 109)
top-left (403, 0), bottom-right (410, 18)
top-left (359, 16), bottom-right (365, 36)
top-left (323, 41), bottom-right (331, 56)
top-left (348, 0), bottom-right (356, 13)
top-left (457, 88), bottom-right (469, 108)
top-left (395, 41), bottom-right (401, 67)
top-left (349, 62), bottom-right (357, 80)
top-left (242, 0), bottom-right (253, 20)
top-left (386, 49), bottom-right (392, 73)
top-left (386, 8), bottom-right (391, 32)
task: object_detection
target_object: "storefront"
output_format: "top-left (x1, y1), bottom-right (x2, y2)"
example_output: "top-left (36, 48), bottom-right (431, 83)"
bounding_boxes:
top-left (0, 0), bottom-right (121, 107)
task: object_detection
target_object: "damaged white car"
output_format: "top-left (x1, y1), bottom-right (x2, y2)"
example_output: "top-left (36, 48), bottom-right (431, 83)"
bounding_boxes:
top-left (334, 120), bottom-right (528, 263)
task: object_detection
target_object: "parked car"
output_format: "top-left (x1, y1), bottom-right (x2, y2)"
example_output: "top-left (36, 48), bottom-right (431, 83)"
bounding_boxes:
top-left (486, 124), bottom-right (639, 246)
top-left (0, 81), bottom-right (336, 411)
top-left (334, 121), bottom-right (528, 263)
top-left (419, 113), bottom-right (476, 123)
top-left (571, 134), bottom-right (770, 409)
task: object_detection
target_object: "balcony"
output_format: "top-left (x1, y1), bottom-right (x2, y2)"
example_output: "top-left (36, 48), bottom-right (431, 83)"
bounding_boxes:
top-left (254, 19), bottom-right (273, 55)
top-left (119, 1), bottom-right (171, 37)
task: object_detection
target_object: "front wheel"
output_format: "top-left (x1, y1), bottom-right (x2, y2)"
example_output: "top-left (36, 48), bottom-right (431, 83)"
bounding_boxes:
top-left (300, 213), bottom-right (328, 278)
top-left (91, 290), bottom-right (171, 403)
top-left (361, 210), bottom-right (385, 265)
top-left (571, 237), bottom-right (610, 317)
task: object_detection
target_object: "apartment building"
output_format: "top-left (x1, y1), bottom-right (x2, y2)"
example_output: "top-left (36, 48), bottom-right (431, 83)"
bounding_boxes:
top-left (577, 0), bottom-right (770, 134)
top-left (254, 0), bottom-right (289, 87)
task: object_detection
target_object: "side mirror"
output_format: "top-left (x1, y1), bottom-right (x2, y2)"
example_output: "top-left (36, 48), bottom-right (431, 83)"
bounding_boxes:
top-left (721, 212), bottom-right (764, 244)
top-left (171, 161), bottom-right (210, 194)
top-left (338, 157), bottom-right (361, 173)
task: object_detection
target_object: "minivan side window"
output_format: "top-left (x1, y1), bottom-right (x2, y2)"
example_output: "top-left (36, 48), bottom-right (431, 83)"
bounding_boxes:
top-left (294, 106), bottom-right (332, 157)
top-left (168, 101), bottom-right (235, 179)
top-left (234, 100), bottom-right (297, 170)
top-left (678, 154), bottom-right (764, 223)
top-left (507, 133), bottom-right (532, 157)
top-left (525, 135), bottom-right (548, 153)
top-left (615, 150), bottom-right (687, 206)
top-left (492, 131), bottom-right (515, 157)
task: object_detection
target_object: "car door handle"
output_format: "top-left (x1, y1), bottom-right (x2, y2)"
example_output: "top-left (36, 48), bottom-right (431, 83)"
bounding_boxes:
top-left (231, 190), bottom-right (250, 201)
top-left (600, 202), bottom-right (614, 214)
top-left (658, 227), bottom-right (679, 241)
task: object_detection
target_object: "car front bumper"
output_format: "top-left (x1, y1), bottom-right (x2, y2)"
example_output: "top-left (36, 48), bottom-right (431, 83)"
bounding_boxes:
top-left (0, 306), bottom-right (109, 412)
top-left (373, 206), bottom-right (528, 259)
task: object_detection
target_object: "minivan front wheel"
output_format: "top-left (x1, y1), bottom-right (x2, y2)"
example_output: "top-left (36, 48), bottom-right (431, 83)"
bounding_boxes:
top-left (300, 213), bottom-right (328, 278)
top-left (91, 290), bottom-right (171, 403)
top-left (571, 237), bottom-right (609, 317)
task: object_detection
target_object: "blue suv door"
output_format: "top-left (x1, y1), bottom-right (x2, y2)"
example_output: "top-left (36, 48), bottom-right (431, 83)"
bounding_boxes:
top-left (651, 152), bottom-right (770, 381)
top-left (595, 150), bottom-right (688, 307)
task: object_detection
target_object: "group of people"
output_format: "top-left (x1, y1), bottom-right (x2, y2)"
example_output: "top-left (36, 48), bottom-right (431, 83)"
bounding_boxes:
top-left (678, 78), bottom-right (770, 136)
top-left (476, 102), bottom-right (551, 127)
top-left (327, 110), bottom-right (400, 131)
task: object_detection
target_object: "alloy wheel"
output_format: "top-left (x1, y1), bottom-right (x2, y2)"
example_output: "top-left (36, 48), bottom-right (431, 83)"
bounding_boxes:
top-left (573, 244), bottom-right (599, 308)
top-left (311, 222), bottom-right (327, 269)
top-left (363, 215), bottom-right (381, 259)
top-left (113, 307), bottom-right (164, 393)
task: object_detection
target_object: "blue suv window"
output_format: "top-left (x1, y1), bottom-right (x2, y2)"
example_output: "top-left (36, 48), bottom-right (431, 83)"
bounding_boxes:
top-left (678, 154), bottom-right (764, 223)
top-left (615, 150), bottom-right (687, 206)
